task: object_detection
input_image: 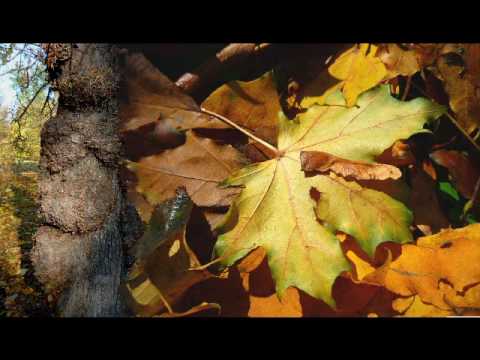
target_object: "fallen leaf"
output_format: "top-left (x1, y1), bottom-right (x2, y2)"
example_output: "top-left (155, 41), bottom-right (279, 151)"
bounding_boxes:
top-left (410, 43), bottom-right (444, 68)
top-left (376, 140), bottom-right (416, 168)
top-left (430, 149), bottom-right (480, 199)
top-left (392, 295), bottom-right (454, 317)
top-left (123, 188), bottom-right (213, 316)
top-left (346, 250), bottom-right (376, 281)
top-left (299, 67), bottom-right (343, 109)
top-left (300, 151), bottom-right (401, 180)
top-left (214, 85), bottom-right (444, 307)
top-left (128, 131), bottom-right (246, 208)
top-left (364, 224), bottom-right (480, 311)
top-left (378, 44), bottom-right (420, 78)
top-left (433, 54), bottom-right (480, 134)
top-left (409, 166), bottom-right (450, 234)
top-left (120, 52), bottom-right (227, 134)
top-left (180, 248), bottom-right (387, 317)
top-left (464, 44), bottom-right (480, 88)
top-left (201, 72), bottom-right (281, 145)
top-left (328, 44), bottom-right (388, 107)
top-left (119, 53), bottom-right (228, 160)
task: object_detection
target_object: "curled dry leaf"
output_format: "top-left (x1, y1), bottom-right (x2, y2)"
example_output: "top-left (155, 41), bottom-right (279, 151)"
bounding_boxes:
top-left (127, 131), bottom-right (247, 208)
top-left (214, 85), bottom-right (444, 307)
top-left (376, 140), bottom-right (416, 168)
top-left (300, 151), bottom-right (402, 180)
top-left (123, 188), bottom-right (213, 316)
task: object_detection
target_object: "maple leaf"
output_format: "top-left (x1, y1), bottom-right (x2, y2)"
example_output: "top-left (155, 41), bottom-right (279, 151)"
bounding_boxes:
top-left (211, 83), bottom-right (445, 307)
top-left (119, 53), bottom-right (230, 161)
top-left (120, 53), bottom-right (227, 135)
top-left (201, 71), bottom-right (281, 145)
top-left (392, 295), bottom-right (454, 317)
top-left (377, 44), bottom-right (420, 78)
top-left (432, 54), bottom-right (480, 134)
top-left (408, 166), bottom-right (450, 235)
top-left (127, 130), bottom-right (247, 208)
top-left (358, 224), bottom-right (480, 315)
top-left (430, 149), bottom-right (480, 199)
top-left (328, 44), bottom-right (388, 107)
top-left (123, 188), bottom-right (212, 316)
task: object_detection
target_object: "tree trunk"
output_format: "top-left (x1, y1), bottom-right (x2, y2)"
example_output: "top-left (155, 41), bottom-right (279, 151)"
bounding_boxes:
top-left (32, 44), bottom-right (142, 317)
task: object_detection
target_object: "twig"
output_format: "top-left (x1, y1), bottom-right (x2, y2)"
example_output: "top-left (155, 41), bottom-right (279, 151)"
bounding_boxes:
top-left (40, 87), bottom-right (52, 115)
top-left (444, 112), bottom-right (480, 153)
top-left (200, 107), bottom-right (279, 156)
top-left (465, 175), bottom-right (480, 217)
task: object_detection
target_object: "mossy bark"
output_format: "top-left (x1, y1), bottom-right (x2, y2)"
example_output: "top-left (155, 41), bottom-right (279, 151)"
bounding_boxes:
top-left (32, 44), bottom-right (142, 316)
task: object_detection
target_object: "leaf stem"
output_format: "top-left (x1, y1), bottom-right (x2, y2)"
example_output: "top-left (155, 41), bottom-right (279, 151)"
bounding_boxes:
top-left (200, 107), bottom-right (279, 156)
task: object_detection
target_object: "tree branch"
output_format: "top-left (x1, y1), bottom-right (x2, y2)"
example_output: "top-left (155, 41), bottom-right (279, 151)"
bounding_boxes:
top-left (12, 82), bottom-right (47, 125)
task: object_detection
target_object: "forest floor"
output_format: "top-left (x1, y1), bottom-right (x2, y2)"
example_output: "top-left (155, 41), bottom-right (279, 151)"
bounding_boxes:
top-left (0, 171), bottom-right (53, 317)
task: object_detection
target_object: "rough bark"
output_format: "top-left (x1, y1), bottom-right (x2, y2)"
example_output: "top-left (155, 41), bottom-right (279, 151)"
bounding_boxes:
top-left (32, 44), bottom-right (142, 317)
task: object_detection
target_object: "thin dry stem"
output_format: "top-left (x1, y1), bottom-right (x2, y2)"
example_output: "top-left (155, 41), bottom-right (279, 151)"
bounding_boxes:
top-left (200, 107), bottom-right (279, 155)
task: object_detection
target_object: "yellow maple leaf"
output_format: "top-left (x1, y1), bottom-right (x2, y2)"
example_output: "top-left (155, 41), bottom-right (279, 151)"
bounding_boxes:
top-left (392, 295), bottom-right (454, 317)
top-left (354, 224), bottom-right (480, 316)
top-left (328, 44), bottom-right (388, 107)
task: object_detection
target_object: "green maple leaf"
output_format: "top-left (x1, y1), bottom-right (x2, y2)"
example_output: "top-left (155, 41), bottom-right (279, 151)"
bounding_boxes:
top-left (209, 83), bottom-right (445, 308)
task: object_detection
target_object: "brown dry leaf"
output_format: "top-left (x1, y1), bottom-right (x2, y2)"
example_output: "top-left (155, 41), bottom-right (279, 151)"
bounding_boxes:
top-left (119, 53), bottom-right (229, 162)
top-left (364, 224), bottom-right (480, 311)
top-left (378, 44), bottom-right (421, 78)
top-left (120, 52), bottom-right (227, 134)
top-left (201, 72), bottom-right (281, 145)
top-left (127, 130), bottom-right (246, 208)
top-left (430, 149), bottom-right (480, 199)
top-left (123, 189), bottom-right (213, 316)
top-left (409, 166), bottom-right (450, 235)
top-left (376, 140), bottom-right (416, 168)
top-left (299, 67), bottom-right (343, 109)
top-left (300, 151), bottom-right (401, 180)
top-left (434, 54), bottom-right (480, 134)
top-left (410, 44), bottom-right (445, 68)
top-left (464, 44), bottom-right (480, 88)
